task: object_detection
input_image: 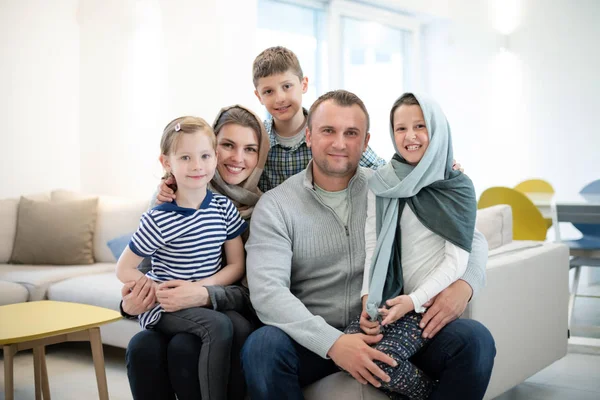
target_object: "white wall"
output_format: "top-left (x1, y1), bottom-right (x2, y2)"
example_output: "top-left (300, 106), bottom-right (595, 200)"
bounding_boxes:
top-left (423, 0), bottom-right (600, 197)
top-left (0, 0), bottom-right (81, 198)
top-left (2, 0), bottom-right (598, 200)
top-left (79, 0), bottom-right (258, 198)
top-left (1, 0), bottom-right (257, 199)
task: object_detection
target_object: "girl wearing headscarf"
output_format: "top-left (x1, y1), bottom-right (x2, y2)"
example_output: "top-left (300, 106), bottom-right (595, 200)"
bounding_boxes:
top-left (344, 93), bottom-right (477, 400)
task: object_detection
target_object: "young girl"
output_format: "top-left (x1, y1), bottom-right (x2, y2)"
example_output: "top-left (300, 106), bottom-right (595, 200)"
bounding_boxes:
top-left (116, 116), bottom-right (247, 400)
top-left (345, 93), bottom-right (477, 400)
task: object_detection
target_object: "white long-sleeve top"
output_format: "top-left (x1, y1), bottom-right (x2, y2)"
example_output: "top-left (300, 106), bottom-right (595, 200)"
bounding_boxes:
top-left (362, 190), bottom-right (469, 313)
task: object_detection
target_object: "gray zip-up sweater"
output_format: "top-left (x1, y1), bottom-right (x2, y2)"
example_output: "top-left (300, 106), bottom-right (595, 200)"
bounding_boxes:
top-left (246, 163), bottom-right (488, 358)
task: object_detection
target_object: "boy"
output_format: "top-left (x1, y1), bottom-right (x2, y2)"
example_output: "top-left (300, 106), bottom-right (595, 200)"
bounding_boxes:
top-left (253, 46), bottom-right (385, 192)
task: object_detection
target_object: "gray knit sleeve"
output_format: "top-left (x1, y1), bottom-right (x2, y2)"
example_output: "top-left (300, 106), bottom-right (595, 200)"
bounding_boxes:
top-left (460, 229), bottom-right (488, 298)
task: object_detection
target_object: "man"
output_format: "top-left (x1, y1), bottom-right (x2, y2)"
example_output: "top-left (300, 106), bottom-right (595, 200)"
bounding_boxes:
top-left (242, 90), bottom-right (495, 400)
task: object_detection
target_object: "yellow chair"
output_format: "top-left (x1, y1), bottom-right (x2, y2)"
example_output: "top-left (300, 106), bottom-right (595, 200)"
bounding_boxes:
top-left (514, 179), bottom-right (555, 229)
top-left (514, 179), bottom-right (555, 194)
top-left (478, 187), bottom-right (548, 241)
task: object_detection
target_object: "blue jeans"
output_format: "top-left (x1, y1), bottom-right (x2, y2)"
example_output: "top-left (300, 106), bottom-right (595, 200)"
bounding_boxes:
top-left (241, 319), bottom-right (495, 400)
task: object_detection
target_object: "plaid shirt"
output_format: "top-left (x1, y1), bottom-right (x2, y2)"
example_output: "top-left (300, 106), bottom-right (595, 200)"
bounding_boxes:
top-left (258, 109), bottom-right (387, 192)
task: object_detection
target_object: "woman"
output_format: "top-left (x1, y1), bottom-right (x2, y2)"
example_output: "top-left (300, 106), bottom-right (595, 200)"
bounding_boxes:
top-left (122, 105), bottom-right (269, 400)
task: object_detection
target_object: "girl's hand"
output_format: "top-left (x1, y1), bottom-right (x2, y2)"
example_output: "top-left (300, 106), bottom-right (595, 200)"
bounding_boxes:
top-left (156, 280), bottom-right (210, 312)
top-left (379, 295), bottom-right (414, 326)
top-left (156, 176), bottom-right (177, 205)
top-left (121, 275), bottom-right (156, 316)
top-left (359, 295), bottom-right (380, 335)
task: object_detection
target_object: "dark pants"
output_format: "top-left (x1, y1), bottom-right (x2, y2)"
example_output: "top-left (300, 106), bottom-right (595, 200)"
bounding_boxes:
top-left (241, 319), bottom-right (495, 400)
top-left (345, 312), bottom-right (435, 400)
top-left (126, 309), bottom-right (253, 400)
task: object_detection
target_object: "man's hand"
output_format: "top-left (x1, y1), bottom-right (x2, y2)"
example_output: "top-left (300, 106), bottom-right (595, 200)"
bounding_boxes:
top-left (452, 159), bottom-right (464, 173)
top-left (156, 176), bottom-right (177, 205)
top-left (379, 295), bottom-right (414, 326)
top-left (156, 280), bottom-right (210, 312)
top-left (121, 275), bottom-right (156, 316)
top-left (328, 334), bottom-right (397, 387)
top-left (360, 295), bottom-right (380, 335)
top-left (419, 280), bottom-right (472, 338)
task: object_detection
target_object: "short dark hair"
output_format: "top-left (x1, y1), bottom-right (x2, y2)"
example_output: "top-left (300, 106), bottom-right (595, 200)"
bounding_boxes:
top-left (307, 90), bottom-right (370, 132)
top-left (252, 46), bottom-right (303, 87)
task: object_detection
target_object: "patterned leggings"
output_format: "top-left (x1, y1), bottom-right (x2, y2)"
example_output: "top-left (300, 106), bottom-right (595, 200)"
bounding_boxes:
top-left (344, 312), bottom-right (436, 400)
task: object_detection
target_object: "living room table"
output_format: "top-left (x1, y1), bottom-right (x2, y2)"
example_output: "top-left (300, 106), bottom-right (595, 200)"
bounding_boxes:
top-left (0, 300), bottom-right (122, 400)
top-left (547, 193), bottom-right (600, 348)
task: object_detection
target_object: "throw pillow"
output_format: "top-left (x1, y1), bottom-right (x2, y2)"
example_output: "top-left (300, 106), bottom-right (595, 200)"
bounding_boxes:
top-left (9, 196), bottom-right (99, 265)
top-left (107, 233), bottom-right (152, 274)
top-left (107, 233), bottom-right (132, 260)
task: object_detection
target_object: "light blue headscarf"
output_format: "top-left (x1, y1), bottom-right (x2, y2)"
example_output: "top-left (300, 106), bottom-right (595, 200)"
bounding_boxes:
top-left (365, 93), bottom-right (476, 321)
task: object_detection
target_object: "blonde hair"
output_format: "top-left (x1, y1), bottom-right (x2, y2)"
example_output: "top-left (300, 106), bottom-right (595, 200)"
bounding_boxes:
top-left (252, 46), bottom-right (303, 87)
top-left (160, 116), bottom-right (216, 180)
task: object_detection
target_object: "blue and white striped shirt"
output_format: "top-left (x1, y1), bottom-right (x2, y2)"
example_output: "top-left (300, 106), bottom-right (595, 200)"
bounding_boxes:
top-left (129, 190), bottom-right (247, 328)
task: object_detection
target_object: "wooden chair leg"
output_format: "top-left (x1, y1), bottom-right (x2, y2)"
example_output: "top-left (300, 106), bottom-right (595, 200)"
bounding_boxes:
top-left (33, 347), bottom-right (43, 400)
top-left (3, 345), bottom-right (16, 400)
top-left (568, 266), bottom-right (582, 328)
top-left (89, 327), bottom-right (109, 400)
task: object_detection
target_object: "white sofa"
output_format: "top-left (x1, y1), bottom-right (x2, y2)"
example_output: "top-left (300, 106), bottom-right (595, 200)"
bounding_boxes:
top-left (0, 191), bottom-right (569, 399)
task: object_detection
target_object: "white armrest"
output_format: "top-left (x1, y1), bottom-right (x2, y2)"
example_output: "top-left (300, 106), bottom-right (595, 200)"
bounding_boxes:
top-left (465, 242), bottom-right (569, 399)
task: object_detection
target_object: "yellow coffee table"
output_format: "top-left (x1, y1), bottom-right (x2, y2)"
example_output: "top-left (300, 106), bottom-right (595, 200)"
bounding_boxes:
top-left (0, 300), bottom-right (122, 400)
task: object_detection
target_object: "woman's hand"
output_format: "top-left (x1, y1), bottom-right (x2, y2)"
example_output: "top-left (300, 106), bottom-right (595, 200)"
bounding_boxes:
top-left (156, 176), bottom-right (177, 205)
top-left (379, 295), bottom-right (414, 326)
top-left (359, 295), bottom-right (380, 335)
top-left (121, 275), bottom-right (156, 316)
top-left (156, 280), bottom-right (210, 312)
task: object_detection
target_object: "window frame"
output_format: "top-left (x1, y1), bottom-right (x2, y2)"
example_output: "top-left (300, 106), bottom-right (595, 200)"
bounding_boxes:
top-left (327, 0), bottom-right (422, 92)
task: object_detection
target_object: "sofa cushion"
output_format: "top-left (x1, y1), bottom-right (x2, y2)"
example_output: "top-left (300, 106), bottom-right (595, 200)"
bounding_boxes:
top-left (0, 263), bottom-right (115, 301)
top-left (0, 280), bottom-right (29, 305)
top-left (95, 197), bottom-right (148, 262)
top-left (107, 233), bottom-right (133, 261)
top-left (9, 197), bottom-right (98, 265)
top-left (476, 205), bottom-right (513, 250)
top-left (47, 272), bottom-right (123, 312)
top-left (0, 198), bottom-right (19, 263)
top-left (304, 371), bottom-right (388, 400)
top-left (51, 190), bottom-right (149, 263)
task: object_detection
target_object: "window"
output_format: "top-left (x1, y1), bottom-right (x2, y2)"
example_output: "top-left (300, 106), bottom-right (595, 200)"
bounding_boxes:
top-left (257, 0), bottom-right (420, 159)
top-left (256, 0), bottom-right (326, 109)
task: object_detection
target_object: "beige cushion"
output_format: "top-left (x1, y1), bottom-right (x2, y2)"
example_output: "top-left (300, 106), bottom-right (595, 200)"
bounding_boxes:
top-left (51, 189), bottom-right (148, 263)
top-left (476, 205), bottom-right (513, 250)
top-left (9, 197), bottom-right (99, 265)
top-left (94, 196), bottom-right (149, 262)
top-left (0, 198), bottom-right (19, 263)
top-left (0, 263), bottom-right (115, 301)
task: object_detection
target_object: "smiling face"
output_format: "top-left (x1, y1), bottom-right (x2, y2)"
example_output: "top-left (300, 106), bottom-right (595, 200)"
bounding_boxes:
top-left (306, 100), bottom-right (370, 183)
top-left (161, 131), bottom-right (217, 192)
top-left (392, 104), bottom-right (430, 165)
top-left (215, 123), bottom-right (259, 185)
top-left (254, 70), bottom-right (308, 123)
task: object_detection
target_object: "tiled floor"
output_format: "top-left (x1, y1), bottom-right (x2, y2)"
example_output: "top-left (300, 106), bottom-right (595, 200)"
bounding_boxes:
top-left (494, 352), bottom-right (600, 399)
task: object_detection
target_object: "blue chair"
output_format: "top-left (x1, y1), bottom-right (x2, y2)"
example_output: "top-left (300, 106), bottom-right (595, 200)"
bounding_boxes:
top-left (555, 179), bottom-right (600, 328)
